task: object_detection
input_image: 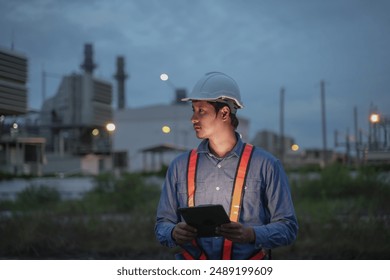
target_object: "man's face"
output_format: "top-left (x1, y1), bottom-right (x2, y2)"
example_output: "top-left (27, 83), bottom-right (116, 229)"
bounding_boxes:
top-left (191, 101), bottom-right (220, 139)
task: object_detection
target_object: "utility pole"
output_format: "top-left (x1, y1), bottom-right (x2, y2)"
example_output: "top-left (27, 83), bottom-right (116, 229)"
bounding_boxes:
top-left (353, 106), bottom-right (360, 164)
top-left (42, 65), bottom-right (46, 105)
top-left (320, 80), bottom-right (328, 166)
top-left (279, 87), bottom-right (285, 163)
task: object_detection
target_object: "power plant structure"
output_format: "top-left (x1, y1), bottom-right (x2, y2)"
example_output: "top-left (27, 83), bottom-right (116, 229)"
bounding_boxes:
top-left (0, 47), bottom-right (45, 175)
top-left (0, 47), bottom-right (28, 116)
top-left (114, 56), bottom-right (128, 110)
top-left (40, 43), bottom-right (113, 156)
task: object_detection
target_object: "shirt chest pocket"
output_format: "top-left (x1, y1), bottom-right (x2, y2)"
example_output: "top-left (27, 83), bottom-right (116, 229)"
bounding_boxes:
top-left (240, 179), bottom-right (264, 223)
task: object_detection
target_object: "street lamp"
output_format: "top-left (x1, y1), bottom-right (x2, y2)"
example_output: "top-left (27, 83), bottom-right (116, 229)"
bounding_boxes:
top-left (106, 122), bottom-right (116, 171)
top-left (291, 144), bottom-right (300, 152)
top-left (162, 125), bottom-right (171, 134)
top-left (106, 123), bottom-right (116, 133)
top-left (369, 112), bottom-right (388, 149)
top-left (370, 113), bottom-right (380, 124)
top-left (160, 72), bottom-right (177, 90)
top-left (369, 113), bottom-right (380, 150)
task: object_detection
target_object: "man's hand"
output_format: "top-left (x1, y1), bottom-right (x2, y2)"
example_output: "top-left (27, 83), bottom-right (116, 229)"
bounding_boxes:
top-left (172, 222), bottom-right (197, 245)
top-left (217, 222), bottom-right (255, 243)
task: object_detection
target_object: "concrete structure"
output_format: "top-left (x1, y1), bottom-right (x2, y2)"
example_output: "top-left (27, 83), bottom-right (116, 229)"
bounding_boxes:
top-left (251, 130), bottom-right (295, 159)
top-left (250, 130), bottom-right (342, 168)
top-left (38, 44), bottom-right (116, 175)
top-left (0, 47), bottom-right (28, 116)
top-left (40, 44), bottom-right (113, 154)
top-left (114, 103), bottom-right (250, 172)
top-left (0, 48), bottom-right (46, 176)
top-left (40, 72), bottom-right (113, 153)
top-left (0, 135), bottom-right (45, 176)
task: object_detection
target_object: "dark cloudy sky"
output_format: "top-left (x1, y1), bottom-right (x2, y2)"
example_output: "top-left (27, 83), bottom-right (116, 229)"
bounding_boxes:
top-left (1, 0), bottom-right (389, 150)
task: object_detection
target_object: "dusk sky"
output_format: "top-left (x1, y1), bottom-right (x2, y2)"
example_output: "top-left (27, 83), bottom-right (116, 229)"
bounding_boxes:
top-left (1, 0), bottom-right (389, 150)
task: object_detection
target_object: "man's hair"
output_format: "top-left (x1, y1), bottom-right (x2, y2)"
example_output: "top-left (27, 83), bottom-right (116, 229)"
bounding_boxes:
top-left (209, 102), bottom-right (239, 129)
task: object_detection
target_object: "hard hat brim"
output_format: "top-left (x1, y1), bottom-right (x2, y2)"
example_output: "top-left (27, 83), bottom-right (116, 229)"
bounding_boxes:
top-left (181, 95), bottom-right (244, 109)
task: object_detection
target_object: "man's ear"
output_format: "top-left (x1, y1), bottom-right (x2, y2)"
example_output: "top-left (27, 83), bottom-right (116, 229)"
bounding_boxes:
top-left (220, 106), bottom-right (231, 121)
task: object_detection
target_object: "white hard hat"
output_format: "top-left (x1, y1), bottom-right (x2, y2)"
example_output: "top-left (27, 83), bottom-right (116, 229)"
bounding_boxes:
top-left (182, 72), bottom-right (244, 113)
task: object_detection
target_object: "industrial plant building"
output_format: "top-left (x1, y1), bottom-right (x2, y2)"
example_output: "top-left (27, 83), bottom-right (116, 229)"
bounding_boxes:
top-left (0, 47), bottom-right (45, 176)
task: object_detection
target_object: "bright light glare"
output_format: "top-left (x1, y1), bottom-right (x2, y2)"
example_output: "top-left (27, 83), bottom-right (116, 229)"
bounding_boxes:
top-left (370, 113), bottom-right (380, 123)
top-left (106, 123), bottom-right (116, 132)
top-left (92, 128), bottom-right (99, 136)
top-left (160, 73), bottom-right (169, 81)
top-left (291, 144), bottom-right (300, 151)
top-left (162, 125), bottom-right (171, 133)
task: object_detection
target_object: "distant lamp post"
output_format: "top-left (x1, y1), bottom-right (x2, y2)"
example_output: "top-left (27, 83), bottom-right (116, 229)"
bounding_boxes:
top-left (160, 73), bottom-right (169, 81)
top-left (370, 113), bottom-right (380, 124)
top-left (106, 123), bottom-right (116, 171)
top-left (106, 123), bottom-right (116, 133)
top-left (162, 125), bottom-right (171, 134)
top-left (160, 72), bottom-right (176, 90)
top-left (92, 128), bottom-right (99, 136)
top-left (369, 112), bottom-right (387, 149)
top-left (370, 113), bottom-right (380, 149)
top-left (91, 128), bottom-right (99, 152)
top-left (10, 122), bottom-right (19, 138)
top-left (291, 144), bottom-right (300, 152)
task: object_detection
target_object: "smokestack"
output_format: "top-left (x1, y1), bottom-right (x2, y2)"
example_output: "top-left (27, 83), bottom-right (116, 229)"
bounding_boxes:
top-left (174, 88), bottom-right (187, 104)
top-left (80, 43), bottom-right (97, 74)
top-left (114, 56), bottom-right (128, 110)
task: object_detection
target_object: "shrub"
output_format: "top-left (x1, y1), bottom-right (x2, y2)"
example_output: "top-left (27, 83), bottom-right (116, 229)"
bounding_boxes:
top-left (15, 185), bottom-right (61, 210)
top-left (83, 173), bottom-right (161, 213)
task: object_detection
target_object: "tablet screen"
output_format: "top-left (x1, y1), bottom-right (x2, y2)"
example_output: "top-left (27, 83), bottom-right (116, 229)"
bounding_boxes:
top-left (178, 204), bottom-right (231, 237)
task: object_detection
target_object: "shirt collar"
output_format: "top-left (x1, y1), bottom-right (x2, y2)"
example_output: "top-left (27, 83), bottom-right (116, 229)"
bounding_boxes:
top-left (197, 132), bottom-right (244, 158)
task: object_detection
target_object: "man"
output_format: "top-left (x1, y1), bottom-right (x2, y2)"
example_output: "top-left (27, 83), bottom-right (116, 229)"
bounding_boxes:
top-left (155, 72), bottom-right (298, 260)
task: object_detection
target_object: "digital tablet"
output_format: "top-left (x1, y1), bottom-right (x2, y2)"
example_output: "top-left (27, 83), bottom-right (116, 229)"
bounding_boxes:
top-left (178, 204), bottom-right (231, 237)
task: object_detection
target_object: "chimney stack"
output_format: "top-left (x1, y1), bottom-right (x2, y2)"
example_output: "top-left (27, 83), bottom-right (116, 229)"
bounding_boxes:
top-left (80, 43), bottom-right (97, 74)
top-left (114, 56), bottom-right (128, 110)
top-left (174, 88), bottom-right (187, 104)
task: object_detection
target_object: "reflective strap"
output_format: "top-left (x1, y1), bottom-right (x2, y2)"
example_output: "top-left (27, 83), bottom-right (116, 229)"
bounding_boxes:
top-left (187, 149), bottom-right (198, 207)
top-left (249, 250), bottom-right (267, 260)
top-left (222, 144), bottom-right (254, 260)
top-left (184, 144), bottom-right (255, 260)
top-left (181, 250), bottom-right (196, 260)
top-left (182, 240), bottom-right (207, 260)
top-left (182, 149), bottom-right (203, 260)
top-left (229, 144), bottom-right (254, 223)
top-left (182, 250), bottom-right (207, 260)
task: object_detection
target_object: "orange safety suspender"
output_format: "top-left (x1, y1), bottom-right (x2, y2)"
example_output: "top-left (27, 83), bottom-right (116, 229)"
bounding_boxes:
top-left (186, 149), bottom-right (198, 208)
top-left (182, 143), bottom-right (265, 260)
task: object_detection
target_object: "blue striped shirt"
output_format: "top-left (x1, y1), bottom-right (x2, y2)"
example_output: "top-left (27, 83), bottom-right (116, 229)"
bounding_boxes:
top-left (155, 134), bottom-right (298, 259)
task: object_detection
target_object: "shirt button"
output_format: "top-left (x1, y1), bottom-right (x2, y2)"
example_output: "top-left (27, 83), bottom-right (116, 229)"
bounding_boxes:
top-left (216, 187), bottom-right (220, 191)
top-left (217, 164), bottom-right (222, 168)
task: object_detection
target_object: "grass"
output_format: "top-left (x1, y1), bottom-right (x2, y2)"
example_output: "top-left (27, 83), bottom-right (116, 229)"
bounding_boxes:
top-left (273, 164), bottom-right (390, 259)
top-left (0, 165), bottom-right (389, 259)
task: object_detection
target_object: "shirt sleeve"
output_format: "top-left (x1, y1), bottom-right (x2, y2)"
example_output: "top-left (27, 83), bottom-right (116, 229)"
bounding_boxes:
top-left (252, 159), bottom-right (298, 249)
top-left (154, 157), bottom-right (181, 248)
